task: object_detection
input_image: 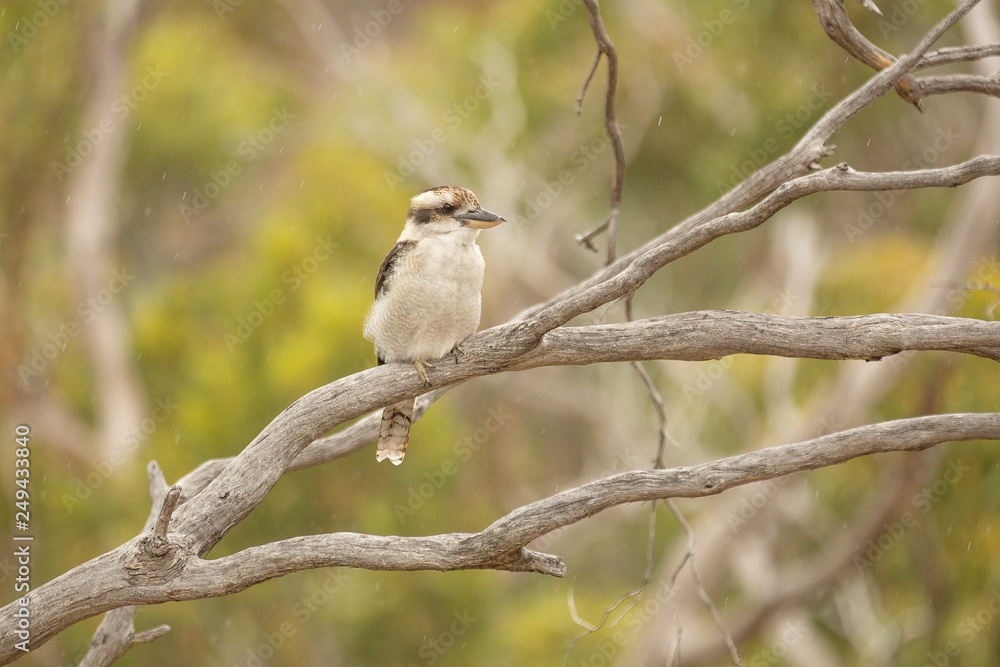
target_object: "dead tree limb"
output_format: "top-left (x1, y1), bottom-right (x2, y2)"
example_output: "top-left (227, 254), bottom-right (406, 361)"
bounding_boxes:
top-left (3, 413), bottom-right (999, 664)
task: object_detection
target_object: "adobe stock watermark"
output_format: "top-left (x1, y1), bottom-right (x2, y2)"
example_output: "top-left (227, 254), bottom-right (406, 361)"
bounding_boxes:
top-left (715, 83), bottom-right (834, 196)
top-left (852, 458), bottom-right (969, 572)
top-left (384, 74), bottom-right (502, 191)
top-left (882, 255), bottom-right (999, 376)
top-left (529, 448), bottom-right (639, 553)
top-left (340, 0), bottom-right (412, 63)
top-left (179, 107), bottom-right (295, 223)
top-left (843, 125), bottom-right (959, 243)
top-left (742, 620), bottom-right (809, 667)
top-left (672, 0), bottom-right (752, 71)
top-left (918, 587), bottom-right (1000, 667)
top-left (725, 417), bottom-right (842, 535)
top-left (238, 569), bottom-right (351, 667)
top-left (61, 397), bottom-right (178, 513)
top-left (546, 0), bottom-right (582, 29)
top-left (17, 268), bottom-right (134, 385)
top-left (573, 570), bottom-right (715, 666)
top-left (521, 136), bottom-right (609, 220)
top-left (51, 65), bottom-right (169, 182)
top-left (520, 125), bottom-right (629, 229)
top-left (409, 610), bottom-right (477, 666)
top-left (572, 589), bottom-right (803, 666)
top-left (393, 406), bottom-right (510, 522)
top-left (222, 235), bottom-right (338, 351)
top-left (6, 0), bottom-right (71, 53)
top-left (877, 0), bottom-right (932, 38)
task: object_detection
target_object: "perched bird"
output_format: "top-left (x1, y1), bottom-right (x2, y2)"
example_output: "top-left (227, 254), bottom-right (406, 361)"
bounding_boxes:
top-left (364, 186), bottom-right (505, 465)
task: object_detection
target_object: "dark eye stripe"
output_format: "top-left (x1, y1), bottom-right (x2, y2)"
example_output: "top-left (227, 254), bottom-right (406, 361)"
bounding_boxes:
top-left (408, 203), bottom-right (460, 224)
top-left (409, 207), bottom-right (432, 224)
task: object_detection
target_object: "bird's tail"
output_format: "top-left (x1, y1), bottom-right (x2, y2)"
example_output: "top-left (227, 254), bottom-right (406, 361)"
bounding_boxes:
top-left (376, 398), bottom-right (414, 465)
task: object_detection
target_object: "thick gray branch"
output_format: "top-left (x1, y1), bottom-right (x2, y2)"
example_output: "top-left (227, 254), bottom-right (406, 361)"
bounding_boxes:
top-left (153, 311), bottom-right (1000, 507)
top-left (2, 414), bottom-right (997, 664)
top-left (522, 311), bottom-right (1000, 366)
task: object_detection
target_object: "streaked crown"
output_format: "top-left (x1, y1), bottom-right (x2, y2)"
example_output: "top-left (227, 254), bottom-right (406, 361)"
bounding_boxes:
top-left (407, 186), bottom-right (483, 224)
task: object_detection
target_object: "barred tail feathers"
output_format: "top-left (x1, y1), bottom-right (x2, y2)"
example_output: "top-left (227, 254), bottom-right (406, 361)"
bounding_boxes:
top-left (376, 398), bottom-right (414, 465)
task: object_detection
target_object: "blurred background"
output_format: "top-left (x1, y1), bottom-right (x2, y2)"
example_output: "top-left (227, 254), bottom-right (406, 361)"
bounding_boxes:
top-left (2, 0), bottom-right (1000, 664)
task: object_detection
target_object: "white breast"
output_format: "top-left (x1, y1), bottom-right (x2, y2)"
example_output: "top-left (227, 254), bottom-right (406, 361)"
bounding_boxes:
top-left (364, 231), bottom-right (486, 363)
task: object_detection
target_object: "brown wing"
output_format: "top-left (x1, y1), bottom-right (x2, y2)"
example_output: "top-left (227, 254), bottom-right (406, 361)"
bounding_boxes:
top-left (374, 240), bottom-right (417, 299)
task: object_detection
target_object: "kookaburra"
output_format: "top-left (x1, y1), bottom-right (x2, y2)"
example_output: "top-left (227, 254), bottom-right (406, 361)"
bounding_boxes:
top-left (364, 185), bottom-right (505, 465)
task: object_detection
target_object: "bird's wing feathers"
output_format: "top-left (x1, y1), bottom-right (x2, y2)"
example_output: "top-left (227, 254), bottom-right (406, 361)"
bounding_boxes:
top-left (374, 240), bottom-right (418, 299)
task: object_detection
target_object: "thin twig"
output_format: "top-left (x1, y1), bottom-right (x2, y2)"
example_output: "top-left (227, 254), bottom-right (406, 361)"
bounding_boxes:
top-left (576, 0), bottom-right (626, 265)
top-left (628, 293), bottom-right (738, 663)
top-left (562, 502), bottom-right (659, 664)
top-left (667, 500), bottom-right (742, 665)
top-left (566, 584), bottom-right (597, 631)
top-left (576, 49), bottom-right (602, 116)
top-left (667, 628), bottom-right (683, 666)
top-left (625, 297), bottom-right (676, 467)
top-left (576, 218), bottom-right (609, 254)
top-left (574, 8), bottom-right (667, 648)
top-left (931, 279), bottom-right (1000, 319)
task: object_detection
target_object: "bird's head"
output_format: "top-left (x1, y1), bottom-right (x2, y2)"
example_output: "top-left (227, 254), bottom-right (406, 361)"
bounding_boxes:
top-left (401, 186), bottom-right (505, 238)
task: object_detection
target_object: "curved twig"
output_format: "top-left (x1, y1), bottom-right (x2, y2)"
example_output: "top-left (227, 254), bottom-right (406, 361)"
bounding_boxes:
top-left (809, 0), bottom-right (924, 108)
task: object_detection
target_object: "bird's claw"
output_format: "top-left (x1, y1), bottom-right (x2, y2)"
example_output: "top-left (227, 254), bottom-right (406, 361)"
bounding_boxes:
top-left (413, 359), bottom-right (431, 385)
top-left (451, 342), bottom-right (464, 364)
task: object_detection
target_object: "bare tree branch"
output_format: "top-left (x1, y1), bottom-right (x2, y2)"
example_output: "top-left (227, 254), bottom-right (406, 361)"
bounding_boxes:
top-left (916, 43), bottom-right (1000, 68)
top-left (519, 154), bottom-right (1000, 336)
top-left (103, 310), bottom-right (1000, 509)
top-left (3, 413), bottom-right (998, 663)
top-left (79, 611), bottom-right (169, 667)
top-left (810, 0), bottom-right (999, 108)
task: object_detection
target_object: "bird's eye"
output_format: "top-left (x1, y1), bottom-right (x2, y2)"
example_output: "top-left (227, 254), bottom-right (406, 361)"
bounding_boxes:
top-left (442, 203), bottom-right (455, 213)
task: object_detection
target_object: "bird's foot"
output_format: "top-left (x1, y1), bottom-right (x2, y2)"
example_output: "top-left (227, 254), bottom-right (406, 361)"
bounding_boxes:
top-left (451, 342), bottom-right (464, 364)
top-left (413, 359), bottom-right (431, 385)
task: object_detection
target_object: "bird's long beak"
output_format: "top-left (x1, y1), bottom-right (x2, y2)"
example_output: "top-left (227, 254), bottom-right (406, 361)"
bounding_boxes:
top-left (458, 207), bottom-right (505, 229)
